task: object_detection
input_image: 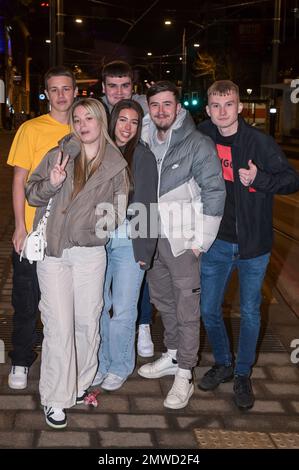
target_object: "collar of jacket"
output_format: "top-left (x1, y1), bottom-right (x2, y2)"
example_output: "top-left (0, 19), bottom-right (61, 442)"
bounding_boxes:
top-left (63, 143), bottom-right (127, 212)
top-left (101, 95), bottom-right (113, 114)
top-left (198, 115), bottom-right (251, 147)
top-left (83, 143), bottom-right (127, 194)
top-left (56, 135), bottom-right (126, 188)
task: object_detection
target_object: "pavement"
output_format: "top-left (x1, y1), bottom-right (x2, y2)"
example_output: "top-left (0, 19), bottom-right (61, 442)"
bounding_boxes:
top-left (0, 129), bottom-right (299, 452)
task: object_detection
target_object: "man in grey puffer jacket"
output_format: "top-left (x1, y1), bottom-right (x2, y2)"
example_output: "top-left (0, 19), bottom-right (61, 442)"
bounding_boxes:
top-left (138, 81), bottom-right (226, 409)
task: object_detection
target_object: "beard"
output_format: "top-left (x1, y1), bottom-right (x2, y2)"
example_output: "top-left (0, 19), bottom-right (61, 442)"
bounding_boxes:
top-left (156, 123), bottom-right (171, 132)
top-left (153, 114), bottom-right (176, 133)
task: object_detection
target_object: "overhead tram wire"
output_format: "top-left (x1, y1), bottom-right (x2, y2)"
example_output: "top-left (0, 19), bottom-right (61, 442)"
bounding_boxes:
top-left (113, 0), bottom-right (160, 56)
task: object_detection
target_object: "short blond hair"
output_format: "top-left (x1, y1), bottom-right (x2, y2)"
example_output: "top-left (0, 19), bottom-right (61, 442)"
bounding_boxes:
top-left (207, 80), bottom-right (239, 98)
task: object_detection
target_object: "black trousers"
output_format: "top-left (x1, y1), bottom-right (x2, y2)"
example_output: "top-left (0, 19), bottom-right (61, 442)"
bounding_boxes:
top-left (9, 250), bottom-right (40, 367)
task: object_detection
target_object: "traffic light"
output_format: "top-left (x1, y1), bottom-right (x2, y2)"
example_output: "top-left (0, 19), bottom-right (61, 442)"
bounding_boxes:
top-left (191, 92), bottom-right (198, 106)
top-left (183, 93), bottom-right (190, 107)
top-left (182, 91), bottom-right (201, 109)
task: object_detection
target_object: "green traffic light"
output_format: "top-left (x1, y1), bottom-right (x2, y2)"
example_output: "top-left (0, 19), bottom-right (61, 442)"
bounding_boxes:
top-left (192, 99), bottom-right (198, 106)
top-left (183, 100), bottom-right (189, 106)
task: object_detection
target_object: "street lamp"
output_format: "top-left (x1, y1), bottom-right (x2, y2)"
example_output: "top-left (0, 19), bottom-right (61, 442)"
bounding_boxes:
top-left (163, 20), bottom-right (202, 94)
top-left (269, 103), bottom-right (277, 136)
top-left (246, 88), bottom-right (252, 123)
top-left (269, 0), bottom-right (281, 137)
top-left (182, 28), bottom-right (187, 93)
top-left (163, 19), bottom-right (186, 90)
top-left (49, 0), bottom-right (64, 66)
top-left (56, 0), bottom-right (64, 65)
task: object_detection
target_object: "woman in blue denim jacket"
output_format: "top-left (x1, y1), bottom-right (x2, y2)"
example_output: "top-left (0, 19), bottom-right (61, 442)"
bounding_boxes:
top-left (93, 99), bottom-right (158, 390)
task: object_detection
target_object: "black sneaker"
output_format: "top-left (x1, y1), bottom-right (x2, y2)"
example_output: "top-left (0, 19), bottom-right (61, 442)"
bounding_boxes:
top-left (233, 375), bottom-right (255, 410)
top-left (198, 364), bottom-right (234, 391)
top-left (76, 390), bottom-right (88, 405)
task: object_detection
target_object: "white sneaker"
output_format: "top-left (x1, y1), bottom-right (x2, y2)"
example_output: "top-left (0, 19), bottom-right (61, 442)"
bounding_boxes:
top-left (8, 366), bottom-right (29, 390)
top-left (138, 352), bottom-right (178, 379)
top-left (137, 324), bottom-right (154, 357)
top-left (92, 370), bottom-right (107, 386)
top-left (101, 373), bottom-right (127, 391)
top-left (44, 406), bottom-right (67, 429)
top-left (163, 368), bottom-right (194, 409)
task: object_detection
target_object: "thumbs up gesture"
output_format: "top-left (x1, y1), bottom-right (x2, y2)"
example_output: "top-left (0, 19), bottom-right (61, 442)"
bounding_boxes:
top-left (238, 159), bottom-right (257, 187)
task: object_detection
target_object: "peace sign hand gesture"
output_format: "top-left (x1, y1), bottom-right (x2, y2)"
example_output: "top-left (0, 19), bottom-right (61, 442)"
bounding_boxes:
top-left (50, 151), bottom-right (69, 187)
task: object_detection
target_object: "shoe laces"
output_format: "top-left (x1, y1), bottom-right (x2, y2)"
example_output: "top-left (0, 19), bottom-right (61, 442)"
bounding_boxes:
top-left (234, 376), bottom-right (252, 394)
top-left (156, 352), bottom-right (175, 366)
top-left (139, 324), bottom-right (150, 331)
top-left (205, 364), bottom-right (222, 377)
top-left (45, 406), bottom-right (64, 417)
top-left (170, 375), bottom-right (192, 398)
top-left (45, 406), bottom-right (54, 417)
top-left (105, 373), bottom-right (122, 382)
top-left (12, 366), bottom-right (28, 374)
top-left (139, 327), bottom-right (150, 338)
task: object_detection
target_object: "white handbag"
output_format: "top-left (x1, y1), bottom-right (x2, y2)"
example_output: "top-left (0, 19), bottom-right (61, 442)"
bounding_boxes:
top-left (20, 198), bottom-right (52, 264)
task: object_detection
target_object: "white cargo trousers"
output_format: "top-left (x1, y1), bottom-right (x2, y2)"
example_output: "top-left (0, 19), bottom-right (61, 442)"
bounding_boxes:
top-left (37, 246), bottom-right (106, 408)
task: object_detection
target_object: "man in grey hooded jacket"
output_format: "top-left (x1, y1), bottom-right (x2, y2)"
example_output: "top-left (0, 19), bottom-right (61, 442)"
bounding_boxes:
top-left (138, 81), bottom-right (226, 409)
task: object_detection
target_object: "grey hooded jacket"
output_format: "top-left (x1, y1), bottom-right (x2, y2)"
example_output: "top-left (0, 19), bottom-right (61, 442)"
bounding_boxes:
top-left (142, 109), bottom-right (226, 256)
top-left (26, 134), bottom-right (128, 258)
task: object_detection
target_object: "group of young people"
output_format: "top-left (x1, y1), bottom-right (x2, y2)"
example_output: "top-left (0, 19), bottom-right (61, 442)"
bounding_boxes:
top-left (7, 61), bottom-right (299, 429)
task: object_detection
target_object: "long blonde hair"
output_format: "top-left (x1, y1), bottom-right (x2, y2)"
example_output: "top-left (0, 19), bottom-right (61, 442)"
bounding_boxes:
top-left (70, 98), bottom-right (119, 200)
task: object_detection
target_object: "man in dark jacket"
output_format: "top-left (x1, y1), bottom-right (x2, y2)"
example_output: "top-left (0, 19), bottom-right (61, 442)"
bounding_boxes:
top-left (98, 60), bottom-right (154, 360)
top-left (197, 80), bottom-right (299, 410)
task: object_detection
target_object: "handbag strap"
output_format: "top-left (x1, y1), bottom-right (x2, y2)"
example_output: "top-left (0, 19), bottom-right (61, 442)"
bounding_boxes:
top-left (44, 198), bottom-right (52, 219)
top-left (19, 198), bottom-right (52, 264)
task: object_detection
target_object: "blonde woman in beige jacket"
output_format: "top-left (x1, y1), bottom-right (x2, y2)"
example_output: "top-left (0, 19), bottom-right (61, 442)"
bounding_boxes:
top-left (26, 98), bottom-right (128, 429)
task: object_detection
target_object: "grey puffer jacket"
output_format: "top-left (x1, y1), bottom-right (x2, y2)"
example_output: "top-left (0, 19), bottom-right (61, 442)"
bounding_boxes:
top-left (26, 134), bottom-right (128, 258)
top-left (142, 109), bottom-right (226, 256)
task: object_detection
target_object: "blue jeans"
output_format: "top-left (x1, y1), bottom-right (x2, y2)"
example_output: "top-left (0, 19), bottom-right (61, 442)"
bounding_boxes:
top-left (201, 239), bottom-right (270, 376)
top-left (138, 278), bottom-right (153, 325)
top-left (98, 228), bottom-right (145, 379)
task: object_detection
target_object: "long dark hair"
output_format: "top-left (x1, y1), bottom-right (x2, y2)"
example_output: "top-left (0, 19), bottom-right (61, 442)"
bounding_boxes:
top-left (109, 99), bottom-right (144, 184)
